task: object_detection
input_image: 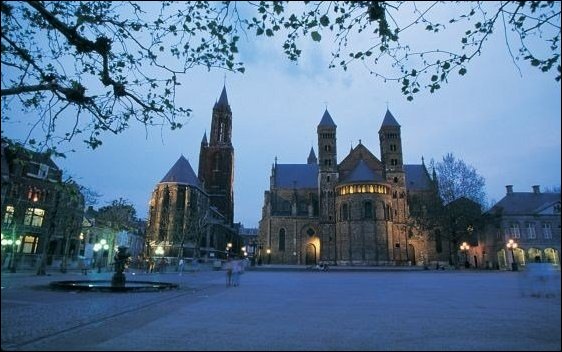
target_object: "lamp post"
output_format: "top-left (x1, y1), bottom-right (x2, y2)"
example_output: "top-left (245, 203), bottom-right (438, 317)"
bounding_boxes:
top-left (506, 239), bottom-right (518, 271)
top-left (93, 239), bottom-right (109, 273)
top-left (2, 233), bottom-right (21, 273)
top-left (460, 242), bottom-right (470, 269)
top-left (266, 248), bottom-right (271, 264)
top-left (226, 242), bottom-right (232, 259)
top-left (93, 243), bottom-right (101, 273)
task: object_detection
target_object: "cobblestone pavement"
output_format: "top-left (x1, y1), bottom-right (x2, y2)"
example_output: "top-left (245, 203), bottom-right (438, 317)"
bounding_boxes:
top-left (1, 267), bottom-right (560, 351)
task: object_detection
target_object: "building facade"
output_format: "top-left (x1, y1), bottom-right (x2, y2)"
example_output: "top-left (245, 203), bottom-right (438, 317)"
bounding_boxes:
top-left (483, 185), bottom-right (561, 269)
top-left (258, 109), bottom-right (447, 266)
top-left (1, 140), bottom-right (84, 272)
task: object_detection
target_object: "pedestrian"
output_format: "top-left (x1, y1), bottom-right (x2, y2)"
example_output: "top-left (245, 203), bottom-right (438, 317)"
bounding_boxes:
top-left (178, 258), bottom-right (185, 275)
top-left (224, 259), bottom-right (233, 287)
top-left (232, 259), bottom-right (241, 287)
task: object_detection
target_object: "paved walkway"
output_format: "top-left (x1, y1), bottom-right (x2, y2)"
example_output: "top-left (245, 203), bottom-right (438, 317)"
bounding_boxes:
top-left (1, 267), bottom-right (560, 351)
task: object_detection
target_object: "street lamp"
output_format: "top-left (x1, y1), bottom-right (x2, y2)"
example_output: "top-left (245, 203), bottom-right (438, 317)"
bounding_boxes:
top-left (266, 248), bottom-right (271, 264)
top-left (2, 234), bottom-right (21, 273)
top-left (460, 242), bottom-right (470, 269)
top-left (93, 239), bottom-right (109, 273)
top-left (506, 239), bottom-right (518, 271)
top-left (155, 245), bottom-right (164, 257)
top-left (226, 242), bottom-right (232, 259)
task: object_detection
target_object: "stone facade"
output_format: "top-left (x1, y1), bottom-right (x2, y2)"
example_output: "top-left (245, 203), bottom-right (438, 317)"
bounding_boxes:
top-left (259, 109), bottom-right (446, 266)
top-left (146, 87), bottom-right (239, 261)
top-left (482, 185), bottom-right (561, 269)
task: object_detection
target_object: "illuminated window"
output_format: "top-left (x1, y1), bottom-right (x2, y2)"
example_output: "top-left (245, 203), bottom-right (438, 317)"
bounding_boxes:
top-left (24, 208), bottom-right (45, 227)
top-left (3, 205), bottom-right (14, 225)
top-left (542, 223), bottom-right (552, 239)
top-left (22, 235), bottom-right (38, 253)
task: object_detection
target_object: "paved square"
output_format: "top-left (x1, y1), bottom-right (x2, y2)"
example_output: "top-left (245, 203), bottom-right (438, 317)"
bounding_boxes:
top-left (2, 269), bottom-right (560, 350)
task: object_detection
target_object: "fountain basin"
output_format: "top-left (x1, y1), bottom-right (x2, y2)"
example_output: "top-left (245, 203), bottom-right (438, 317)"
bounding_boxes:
top-left (49, 280), bottom-right (179, 292)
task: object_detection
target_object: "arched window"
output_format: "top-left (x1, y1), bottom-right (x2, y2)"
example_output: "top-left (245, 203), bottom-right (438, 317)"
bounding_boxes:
top-left (214, 154), bottom-right (221, 171)
top-left (364, 201), bottom-right (373, 219)
top-left (278, 228), bottom-right (286, 251)
top-left (434, 230), bottom-right (442, 253)
top-left (343, 203), bottom-right (349, 221)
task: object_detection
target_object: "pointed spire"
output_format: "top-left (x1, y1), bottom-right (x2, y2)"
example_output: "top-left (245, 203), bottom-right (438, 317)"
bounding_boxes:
top-left (216, 85), bottom-right (229, 107)
top-left (201, 131), bottom-right (208, 145)
top-left (307, 147), bottom-right (317, 164)
top-left (318, 108), bottom-right (336, 127)
top-left (421, 156), bottom-right (425, 165)
top-left (380, 109), bottom-right (400, 128)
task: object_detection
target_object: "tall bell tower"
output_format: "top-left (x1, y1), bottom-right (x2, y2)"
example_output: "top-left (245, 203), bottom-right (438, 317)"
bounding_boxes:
top-left (378, 109), bottom-right (408, 261)
top-left (198, 86), bottom-right (234, 225)
top-left (317, 109), bottom-right (338, 264)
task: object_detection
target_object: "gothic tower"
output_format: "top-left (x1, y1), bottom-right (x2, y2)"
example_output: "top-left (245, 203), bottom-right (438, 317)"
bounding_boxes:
top-left (378, 109), bottom-right (409, 261)
top-left (198, 86), bottom-right (234, 225)
top-left (317, 109), bottom-right (338, 264)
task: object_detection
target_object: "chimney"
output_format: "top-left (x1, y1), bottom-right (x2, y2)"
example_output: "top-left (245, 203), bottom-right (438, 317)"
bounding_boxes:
top-left (532, 185), bottom-right (540, 194)
top-left (506, 185), bottom-right (513, 195)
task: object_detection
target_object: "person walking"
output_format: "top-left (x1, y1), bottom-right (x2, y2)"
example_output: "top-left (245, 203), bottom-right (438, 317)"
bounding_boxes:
top-left (224, 259), bottom-right (233, 287)
top-left (178, 258), bottom-right (185, 275)
top-left (232, 259), bottom-right (241, 287)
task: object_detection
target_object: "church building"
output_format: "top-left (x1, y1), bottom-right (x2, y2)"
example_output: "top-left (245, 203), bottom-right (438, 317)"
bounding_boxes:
top-left (258, 109), bottom-right (446, 266)
top-left (146, 86), bottom-right (239, 261)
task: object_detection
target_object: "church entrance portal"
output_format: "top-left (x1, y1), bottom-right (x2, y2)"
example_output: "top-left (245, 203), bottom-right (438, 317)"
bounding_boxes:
top-left (305, 244), bottom-right (317, 265)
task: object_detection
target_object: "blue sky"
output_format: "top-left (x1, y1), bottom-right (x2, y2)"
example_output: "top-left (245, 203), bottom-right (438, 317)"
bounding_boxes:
top-left (2, 3), bottom-right (561, 227)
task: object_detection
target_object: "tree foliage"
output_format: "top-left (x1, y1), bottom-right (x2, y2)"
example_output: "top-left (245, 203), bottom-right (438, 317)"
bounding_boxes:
top-left (432, 153), bottom-right (487, 207)
top-left (2, 1), bottom-right (559, 152)
top-left (96, 197), bottom-right (138, 231)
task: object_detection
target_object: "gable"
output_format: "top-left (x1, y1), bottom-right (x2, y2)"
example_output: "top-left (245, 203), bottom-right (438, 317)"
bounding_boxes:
top-left (338, 144), bottom-right (383, 181)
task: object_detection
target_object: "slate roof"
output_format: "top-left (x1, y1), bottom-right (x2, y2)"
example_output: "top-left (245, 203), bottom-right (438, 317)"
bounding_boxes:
top-left (160, 155), bottom-right (201, 187)
top-left (215, 86), bottom-right (229, 108)
top-left (275, 164), bottom-right (318, 189)
top-left (380, 109), bottom-right (400, 128)
top-left (404, 164), bottom-right (433, 191)
top-left (318, 109), bottom-right (336, 127)
top-left (341, 160), bottom-right (385, 183)
top-left (489, 192), bottom-right (561, 215)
